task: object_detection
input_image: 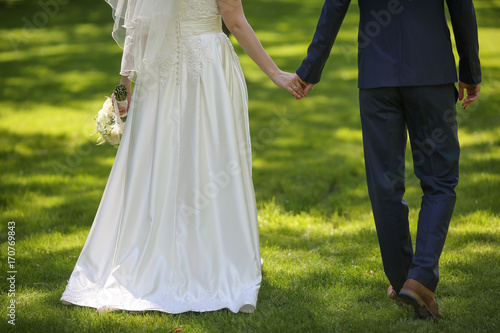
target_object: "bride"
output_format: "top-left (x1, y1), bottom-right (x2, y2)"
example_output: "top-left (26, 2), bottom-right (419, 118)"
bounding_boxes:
top-left (60, 0), bottom-right (305, 314)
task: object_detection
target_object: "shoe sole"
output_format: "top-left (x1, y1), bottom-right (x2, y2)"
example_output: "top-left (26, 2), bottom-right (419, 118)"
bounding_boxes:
top-left (97, 306), bottom-right (122, 314)
top-left (399, 288), bottom-right (437, 321)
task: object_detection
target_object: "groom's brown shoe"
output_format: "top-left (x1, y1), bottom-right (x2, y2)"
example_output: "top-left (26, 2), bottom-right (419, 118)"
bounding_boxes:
top-left (399, 279), bottom-right (443, 320)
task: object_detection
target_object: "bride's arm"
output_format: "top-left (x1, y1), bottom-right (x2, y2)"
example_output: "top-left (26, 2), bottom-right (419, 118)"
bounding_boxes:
top-left (218, 0), bottom-right (305, 98)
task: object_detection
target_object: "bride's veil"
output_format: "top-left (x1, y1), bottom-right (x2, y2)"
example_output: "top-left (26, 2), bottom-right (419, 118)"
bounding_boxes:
top-left (105, 0), bottom-right (178, 82)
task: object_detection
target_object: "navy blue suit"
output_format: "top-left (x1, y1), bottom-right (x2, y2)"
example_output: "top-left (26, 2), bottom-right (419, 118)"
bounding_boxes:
top-left (297, 0), bottom-right (481, 293)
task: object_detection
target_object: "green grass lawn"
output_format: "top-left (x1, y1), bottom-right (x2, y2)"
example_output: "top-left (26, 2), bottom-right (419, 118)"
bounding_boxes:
top-left (1, 0), bottom-right (499, 332)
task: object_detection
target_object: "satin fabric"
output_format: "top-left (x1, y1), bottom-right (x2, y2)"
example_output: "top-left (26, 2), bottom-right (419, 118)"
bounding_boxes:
top-left (61, 15), bottom-right (262, 313)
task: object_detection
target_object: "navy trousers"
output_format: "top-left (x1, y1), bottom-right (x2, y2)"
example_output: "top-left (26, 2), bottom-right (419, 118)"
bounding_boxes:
top-left (359, 84), bottom-right (459, 293)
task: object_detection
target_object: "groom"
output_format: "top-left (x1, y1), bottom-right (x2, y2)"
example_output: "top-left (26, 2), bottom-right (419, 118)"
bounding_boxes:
top-left (296, 0), bottom-right (481, 319)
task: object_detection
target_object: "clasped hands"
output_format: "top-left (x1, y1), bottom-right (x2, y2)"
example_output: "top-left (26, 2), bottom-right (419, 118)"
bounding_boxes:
top-left (271, 70), bottom-right (314, 100)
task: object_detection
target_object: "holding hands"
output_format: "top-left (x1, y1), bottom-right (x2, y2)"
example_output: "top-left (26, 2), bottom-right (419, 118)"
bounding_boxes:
top-left (270, 70), bottom-right (307, 99)
top-left (270, 69), bottom-right (315, 100)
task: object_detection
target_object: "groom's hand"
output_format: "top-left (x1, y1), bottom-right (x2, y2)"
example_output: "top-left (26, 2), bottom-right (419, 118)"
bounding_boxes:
top-left (304, 83), bottom-right (315, 97)
top-left (458, 81), bottom-right (481, 109)
top-left (294, 73), bottom-right (314, 98)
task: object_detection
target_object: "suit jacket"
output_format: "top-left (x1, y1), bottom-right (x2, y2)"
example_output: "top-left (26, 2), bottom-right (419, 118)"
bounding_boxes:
top-left (296, 0), bottom-right (482, 88)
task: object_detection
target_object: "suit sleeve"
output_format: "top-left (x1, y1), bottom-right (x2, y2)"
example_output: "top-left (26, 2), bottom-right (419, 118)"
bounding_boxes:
top-left (446, 0), bottom-right (481, 85)
top-left (296, 0), bottom-right (351, 84)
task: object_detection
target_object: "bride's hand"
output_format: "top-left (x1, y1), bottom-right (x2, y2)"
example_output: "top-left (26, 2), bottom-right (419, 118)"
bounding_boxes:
top-left (111, 94), bottom-right (127, 117)
top-left (270, 70), bottom-right (306, 99)
top-left (116, 76), bottom-right (132, 115)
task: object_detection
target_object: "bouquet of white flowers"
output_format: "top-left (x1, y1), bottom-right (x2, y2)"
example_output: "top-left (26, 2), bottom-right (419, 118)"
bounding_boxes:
top-left (92, 85), bottom-right (128, 148)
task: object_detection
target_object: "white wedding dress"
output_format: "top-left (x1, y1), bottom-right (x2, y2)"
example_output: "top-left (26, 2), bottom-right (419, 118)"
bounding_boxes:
top-left (61, 0), bottom-right (261, 313)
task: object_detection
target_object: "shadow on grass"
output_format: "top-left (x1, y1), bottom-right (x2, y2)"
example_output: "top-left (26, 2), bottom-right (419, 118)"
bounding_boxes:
top-left (0, 0), bottom-right (120, 108)
top-left (0, 130), bottom-right (116, 242)
top-left (12, 246), bottom-right (395, 333)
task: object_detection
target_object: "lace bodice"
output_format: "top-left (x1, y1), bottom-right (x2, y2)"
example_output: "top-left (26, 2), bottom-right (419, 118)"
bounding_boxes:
top-left (154, 0), bottom-right (233, 82)
top-left (178, 0), bottom-right (219, 21)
